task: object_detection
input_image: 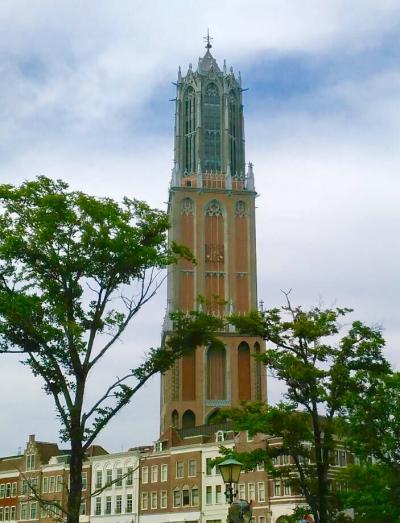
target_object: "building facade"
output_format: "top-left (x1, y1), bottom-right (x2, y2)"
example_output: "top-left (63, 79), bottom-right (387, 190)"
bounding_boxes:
top-left (160, 39), bottom-right (267, 434)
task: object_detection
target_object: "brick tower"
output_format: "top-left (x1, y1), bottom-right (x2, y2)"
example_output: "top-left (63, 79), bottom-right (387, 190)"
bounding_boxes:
top-left (160, 37), bottom-right (266, 434)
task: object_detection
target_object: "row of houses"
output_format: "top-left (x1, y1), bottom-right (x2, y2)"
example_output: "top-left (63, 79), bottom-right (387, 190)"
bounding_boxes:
top-left (0, 428), bottom-right (352, 523)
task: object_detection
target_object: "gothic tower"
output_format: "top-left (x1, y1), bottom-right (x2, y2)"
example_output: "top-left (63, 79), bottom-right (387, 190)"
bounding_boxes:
top-left (160, 38), bottom-right (266, 434)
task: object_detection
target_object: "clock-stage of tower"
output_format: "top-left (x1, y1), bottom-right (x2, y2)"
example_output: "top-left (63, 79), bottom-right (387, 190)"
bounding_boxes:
top-left (160, 41), bottom-right (266, 435)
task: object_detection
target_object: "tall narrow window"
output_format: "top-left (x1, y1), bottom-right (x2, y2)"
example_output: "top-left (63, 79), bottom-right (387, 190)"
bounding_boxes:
top-left (171, 409), bottom-right (179, 428)
top-left (203, 83), bottom-right (221, 172)
top-left (254, 342), bottom-right (262, 400)
top-left (229, 90), bottom-right (238, 176)
top-left (184, 87), bottom-right (196, 172)
top-left (207, 345), bottom-right (226, 399)
top-left (238, 342), bottom-right (251, 400)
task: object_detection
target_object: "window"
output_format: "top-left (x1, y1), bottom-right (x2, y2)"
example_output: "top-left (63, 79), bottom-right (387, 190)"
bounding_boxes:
top-left (10, 507), bottom-right (16, 521)
top-left (176, 461), bottom-right (184, 478)
top-left (248, 483), bottom-right (255, 502)
top-left (206, 485), bottom-right (212, 504)
top-left (42, 477), bottom-right (49, 493)
top-left (81, 472), bottom-right (87, 491)
top-left (126, 466), bottom-right (133, 486)
top-left (284, 480), bottom-right (291, 496)
top-left (4, 507), bottom-right (9, 522)
top-left (21, 481), bottom-right (28, 495)
top-left (259, 517), bottom-right (266, 523)
top-left (151, 492), bottom-right (157, 510)
top-left (271, 456), bottom-right (279, 466)
top-left (283, 454), bottom-right (290, 465)
top-left (30, 478), bottom-right (37, 492)
top-left (216, 484), bottom-right (222, 504)
top-left (216, 430), bottom-right (224, 442)
top-left (257, 482), bottom-right (265, 502)
top-left (0, 508), bottom-right (3, 521)
top-left (257, 462), bottom-right (264, 471)
top-left (203, 83), bottom-right (221, 172)
top-left (30, 502), bottom-right (37, 520)
top-left (238, 483), bottom-right (245, 499)
top-left (49, 476), bottom-right (55, 493)
top-left (160, 464), bottom-right (168, 482)
top-left (116, 468), bottom-right (123, 487)
top-left (106, 469), bottom-right (112, 486)
top-left (5, 484), bottom-right (10, 498)
top-left (142, 466), bottom-right (148, 484)
top-left (141, 492), bottom-right (148, 510)
top-left (151, 465), bottom-right (158, 483)
top-left (21, 503), bottom-right (28, 520)
top-left (188, 459), bottom-right (196, 477)
top-left (115, 495), bottom-right (122, 514)
top-left (126, 493), bottom-right (133, 513)
top-left (26, 455), bottom-right (35, 470)
top-left (79, 501), bottom-right (86, 516)
top-left (56, 475), bottom-right (63, 492)
top-left (105, 496), bottom-right (112, 515)
top-left (191, 487), bottom-right (199, 506)
top-left (339, 450), bottom-right (347, 467)
top-left (0, 485), bottom-right (4, 498)
top-left (160, 490), bottom-right (167, 509)
top-left (173, 489), bottom-right (181, 507)
top-left (95, 470), bottom-right (102, 489)
top-left (274, 480), bottom-right (281, 497)
top-left (95, 497), bottom-right (101, 515)
top-left (182, 488), bottom-right (190, 506)
top-left (206, 458), bottom-right (213, 475)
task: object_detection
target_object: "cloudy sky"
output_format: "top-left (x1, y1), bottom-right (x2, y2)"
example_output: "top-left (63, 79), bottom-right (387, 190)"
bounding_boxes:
top-left (1, 0), bottom-right (399, 456)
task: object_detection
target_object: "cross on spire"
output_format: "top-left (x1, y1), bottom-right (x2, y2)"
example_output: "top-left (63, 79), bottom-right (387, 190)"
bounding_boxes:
top-left (203, 29), bottom-right (213, 50)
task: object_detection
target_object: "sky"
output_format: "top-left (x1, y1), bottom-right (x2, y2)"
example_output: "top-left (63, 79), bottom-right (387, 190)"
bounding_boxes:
top-left (1, 0), bottom-right (400, 456)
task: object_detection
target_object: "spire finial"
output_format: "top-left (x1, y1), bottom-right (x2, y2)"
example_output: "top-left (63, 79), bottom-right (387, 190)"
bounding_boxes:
top-left (203, 28), bottom-right (213, 50)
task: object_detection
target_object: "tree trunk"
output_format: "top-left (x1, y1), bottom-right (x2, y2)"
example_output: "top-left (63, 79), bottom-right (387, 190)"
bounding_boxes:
top-left (67, 428), bottom-right (84, 523)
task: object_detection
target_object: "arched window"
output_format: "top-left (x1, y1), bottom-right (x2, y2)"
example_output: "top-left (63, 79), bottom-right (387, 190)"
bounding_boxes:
top-left (254, 342), bottom-right (262, 400)
top-left (182, 410), bottom-right (196, 429)
top-left (229, 90), bottom-right (238, 176)
top-left (184, 86), bottom-right (196, 173)
top-left (216, 430), bottom-right (224, 442)
top-left (207, 345), bottom-right (226, 399)
top-left (204, 200), bottom-right (225, 314)
top-left (203, 83), bottom-right (221, 172)
top-left (171, 409), bottom-right (179, 428)
top-left (238, 342), bottom-right (251, 400)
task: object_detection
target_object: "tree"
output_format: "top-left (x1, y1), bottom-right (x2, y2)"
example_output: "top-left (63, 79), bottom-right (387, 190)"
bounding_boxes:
top-left (223, 294), bottom-right (390, 523)
top-left (0, 176), bottom-right (223, 523)
top-left (335, 463), bottom-right (400, 522)
top-left (339, 372), bottom-right (400, 521)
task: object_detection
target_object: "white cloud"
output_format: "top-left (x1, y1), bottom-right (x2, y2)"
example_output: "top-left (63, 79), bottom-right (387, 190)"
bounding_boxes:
top-left (0, 1), bottom-right (400, 455)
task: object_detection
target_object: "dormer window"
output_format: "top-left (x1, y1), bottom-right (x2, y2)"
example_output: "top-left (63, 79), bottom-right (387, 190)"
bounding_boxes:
top-left (216, 430), bottom-right (225, 442)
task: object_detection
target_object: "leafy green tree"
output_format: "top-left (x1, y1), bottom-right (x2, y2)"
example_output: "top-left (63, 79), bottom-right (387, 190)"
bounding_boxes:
top-left (336, 463), bottom-right (400, 522)
top-left (0, 177), bottom-right (223, 523)
top-left (223, 295), bottom-right (390, 523)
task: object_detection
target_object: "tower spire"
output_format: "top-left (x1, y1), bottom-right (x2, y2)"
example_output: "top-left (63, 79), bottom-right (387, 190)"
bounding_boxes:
top-left (203, 28), bottom-right (213, 50)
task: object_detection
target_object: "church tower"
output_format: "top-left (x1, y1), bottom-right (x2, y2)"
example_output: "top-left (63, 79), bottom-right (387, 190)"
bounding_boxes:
top-left (160, 37), bottom-right (266, 434)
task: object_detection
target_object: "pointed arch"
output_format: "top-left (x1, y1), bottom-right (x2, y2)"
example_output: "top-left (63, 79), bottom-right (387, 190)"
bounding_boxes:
top-left (182, 410), bottom-right (196, 429)
top-left (207, 345), bottom-right (226, 400)
top-left (229, 89), bottom-right (239, 176)
top-left (238, 341), bottom-right (251, 400)
top-left (204, 199), bottom-right (225, 314)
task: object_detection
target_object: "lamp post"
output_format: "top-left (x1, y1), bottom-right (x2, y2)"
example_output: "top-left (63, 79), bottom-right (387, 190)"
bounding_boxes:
top-left (219, 456), bottom-right (252, 523)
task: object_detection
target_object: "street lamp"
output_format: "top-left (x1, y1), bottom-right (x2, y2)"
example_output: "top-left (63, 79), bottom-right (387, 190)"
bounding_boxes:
top-left (218, 455), bottom-right (243, 504)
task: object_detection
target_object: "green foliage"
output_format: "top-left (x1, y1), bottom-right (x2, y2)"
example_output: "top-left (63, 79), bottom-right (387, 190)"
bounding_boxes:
top-left (336, 463), bottom-right (400, 522)
top-left (0, 177), bottom-right (220, 523)
top-left (225, 297), bottom-right (391, 523)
